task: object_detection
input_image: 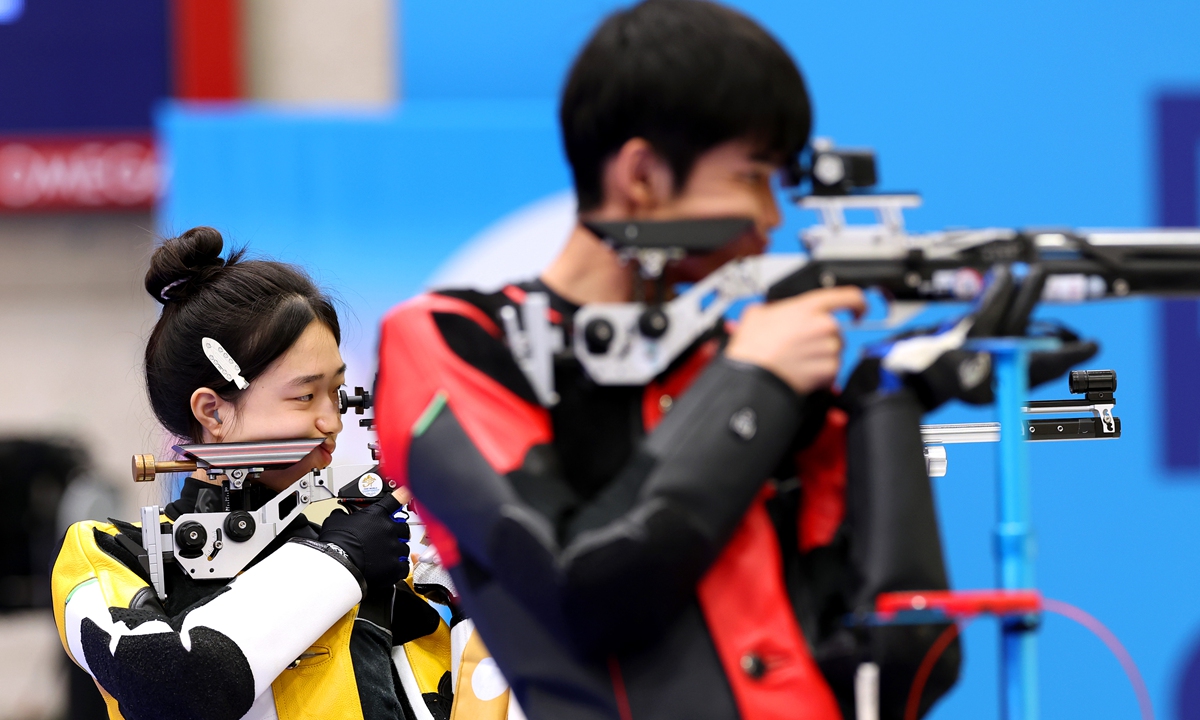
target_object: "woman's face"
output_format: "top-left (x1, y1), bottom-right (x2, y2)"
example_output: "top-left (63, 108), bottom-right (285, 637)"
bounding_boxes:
top-left (193, 320), bottom-right (346, 491)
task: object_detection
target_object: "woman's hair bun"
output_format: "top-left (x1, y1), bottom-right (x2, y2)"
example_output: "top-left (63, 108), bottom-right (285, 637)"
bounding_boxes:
top-left (142, 230), bottom-right (340, 440)
top-left (146, 226), bottom-right (242, 304)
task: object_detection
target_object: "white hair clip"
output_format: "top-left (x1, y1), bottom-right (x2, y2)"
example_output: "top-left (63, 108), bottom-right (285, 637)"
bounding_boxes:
top-left (202, 337), bottom-right (250, 390)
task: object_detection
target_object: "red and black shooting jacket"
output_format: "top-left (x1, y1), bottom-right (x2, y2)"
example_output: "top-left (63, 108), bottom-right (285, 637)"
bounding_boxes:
top-left (376, 281), bottom-right (959, 720)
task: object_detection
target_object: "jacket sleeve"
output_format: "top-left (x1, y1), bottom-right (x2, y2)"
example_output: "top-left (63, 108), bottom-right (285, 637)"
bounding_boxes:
top-left (813, 388), bottom-right (961, 720)
top-left (53, 522), bottom-right (364, 720)
top-left (378, 297), bottom-right (807, 658)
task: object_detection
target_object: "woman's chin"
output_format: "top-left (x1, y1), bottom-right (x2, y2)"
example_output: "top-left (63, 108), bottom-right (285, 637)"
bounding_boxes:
top-left (316, 446), bottom-right (334, 468)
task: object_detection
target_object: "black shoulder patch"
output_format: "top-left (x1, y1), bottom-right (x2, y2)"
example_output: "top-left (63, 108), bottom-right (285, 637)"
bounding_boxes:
top-left (108, 606), bottom-right (172, 632)
top-left (81, 617), bottom-right (255, 720)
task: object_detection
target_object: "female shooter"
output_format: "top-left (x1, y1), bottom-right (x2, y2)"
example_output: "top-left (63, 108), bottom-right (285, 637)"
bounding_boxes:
top-left (51, 227), bottom-right (449, 720)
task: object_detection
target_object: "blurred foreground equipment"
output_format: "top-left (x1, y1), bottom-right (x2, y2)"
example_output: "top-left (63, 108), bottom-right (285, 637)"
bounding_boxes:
top-left (0, 438), bottom-right (116, 720)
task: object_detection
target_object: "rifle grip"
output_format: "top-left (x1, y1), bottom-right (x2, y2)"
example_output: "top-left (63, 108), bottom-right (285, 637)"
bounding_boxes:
top-left (765, 262), bottom-right (823, 301)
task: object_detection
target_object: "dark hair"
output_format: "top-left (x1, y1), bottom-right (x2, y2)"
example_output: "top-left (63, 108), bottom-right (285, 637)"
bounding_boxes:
top-left (560, 0), bottom-right (812, 212)
top-left (144, 227), bottom-right (341, 441)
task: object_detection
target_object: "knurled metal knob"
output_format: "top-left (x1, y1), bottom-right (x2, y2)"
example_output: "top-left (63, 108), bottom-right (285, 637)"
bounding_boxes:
top-left (224, 511), bottom-right (256, 542)
top-left (638, 307), bottom-right (669, 339)
top-left (584, 318), bottom-right (615, 354)
top-left (130, 454), bottom-right (198, 483)
top-left (131, 456), bottom-right (196, 484)
top-left (175, 521), bottom-right (207, 559)
top-left (133, 454), bottom-right (156, 482)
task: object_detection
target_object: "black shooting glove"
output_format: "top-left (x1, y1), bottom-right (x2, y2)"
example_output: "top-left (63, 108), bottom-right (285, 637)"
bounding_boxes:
top-left (318, 494), bottom-right (411, 597)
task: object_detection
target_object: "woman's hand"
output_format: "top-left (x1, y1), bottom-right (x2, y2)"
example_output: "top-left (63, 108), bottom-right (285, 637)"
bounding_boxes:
top-left (318, 494), bottom-right (410, 592)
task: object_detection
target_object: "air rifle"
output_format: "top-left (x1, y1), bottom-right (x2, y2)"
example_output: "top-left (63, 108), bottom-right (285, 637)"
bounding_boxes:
top-left (130, 386), bottom-right (396, 600)
top-left (564, 142), bottom-right (1200, 387)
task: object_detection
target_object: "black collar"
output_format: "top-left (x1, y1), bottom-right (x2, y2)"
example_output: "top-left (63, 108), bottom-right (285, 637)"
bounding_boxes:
top-left (521, 278), bottom-right (580, 324)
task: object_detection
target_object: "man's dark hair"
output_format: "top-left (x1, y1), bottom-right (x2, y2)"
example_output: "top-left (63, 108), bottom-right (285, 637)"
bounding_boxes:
top-left (560, 0), bottom-right (812, 212)
top-left (144, 226), bottom-right (341, 441)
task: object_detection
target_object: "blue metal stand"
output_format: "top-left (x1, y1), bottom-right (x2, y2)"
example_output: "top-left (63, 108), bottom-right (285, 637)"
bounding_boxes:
top-left (994, 344), bottom-right (1037, 720)
top-left (968, 338), bottom-right (1058, 720)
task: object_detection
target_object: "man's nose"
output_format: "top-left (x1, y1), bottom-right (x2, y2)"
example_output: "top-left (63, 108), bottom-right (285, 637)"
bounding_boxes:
top-left (760, 188), bottom-right (782, 233)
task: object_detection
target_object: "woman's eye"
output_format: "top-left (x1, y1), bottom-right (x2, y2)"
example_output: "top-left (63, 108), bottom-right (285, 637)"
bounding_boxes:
top-left (297, 394), bottom-right (314, 402)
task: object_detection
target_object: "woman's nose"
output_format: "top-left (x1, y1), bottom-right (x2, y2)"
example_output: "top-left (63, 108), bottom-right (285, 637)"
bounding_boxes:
top-left (315, 399), bottom-right (343, 436)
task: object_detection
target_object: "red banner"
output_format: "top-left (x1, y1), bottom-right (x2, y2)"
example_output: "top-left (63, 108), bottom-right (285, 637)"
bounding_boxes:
top-left (0, 135), bottom-right (159, 211)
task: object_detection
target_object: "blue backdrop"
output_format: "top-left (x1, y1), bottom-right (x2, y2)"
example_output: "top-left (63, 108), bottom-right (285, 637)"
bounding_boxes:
top-left (159, 2), bottom-right (1200, 717)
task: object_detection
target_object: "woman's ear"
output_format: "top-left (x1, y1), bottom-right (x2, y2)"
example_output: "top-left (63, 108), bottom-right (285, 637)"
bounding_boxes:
top-left (602, 137), bottom-right (675, 215)
top-left (190, 387), bottom-right (233, 442)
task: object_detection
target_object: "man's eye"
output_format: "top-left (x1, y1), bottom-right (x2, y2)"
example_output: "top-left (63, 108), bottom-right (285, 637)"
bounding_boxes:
top-left (297, 394), bottom-right (314, 402)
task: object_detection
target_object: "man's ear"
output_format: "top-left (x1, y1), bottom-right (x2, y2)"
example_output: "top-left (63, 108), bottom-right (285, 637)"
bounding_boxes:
top-left (190, 387), bottom-right (233, 441)
top-left (601, 138), bottom-right (675, 215)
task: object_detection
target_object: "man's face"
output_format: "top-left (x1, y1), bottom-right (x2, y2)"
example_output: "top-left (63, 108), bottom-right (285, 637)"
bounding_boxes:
top-left (651, 140), bottom-right (783, 284)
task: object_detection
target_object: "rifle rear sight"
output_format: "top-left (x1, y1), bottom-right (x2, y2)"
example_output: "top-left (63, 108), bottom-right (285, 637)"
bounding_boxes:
top-left (340, 386), bottom-right (375, 430)
top-left (781, 137), bottom-right (878, 195)
top-left (1069, 369), bottom-right (1116, 395)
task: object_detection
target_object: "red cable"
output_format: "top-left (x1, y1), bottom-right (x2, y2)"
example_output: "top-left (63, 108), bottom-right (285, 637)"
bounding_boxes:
top-left (608, 654), bottom-right (634, 720)
top-left (898, 598), bottom-right (1153, 720)
top-left (904, 621), bottom-right (967, 720)
top-left (1042, 598), bottom-right (1154, 720)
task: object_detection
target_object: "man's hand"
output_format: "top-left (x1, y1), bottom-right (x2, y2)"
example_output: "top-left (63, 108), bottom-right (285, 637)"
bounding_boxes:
top-left (725, 287), bottom-right (866, 394)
